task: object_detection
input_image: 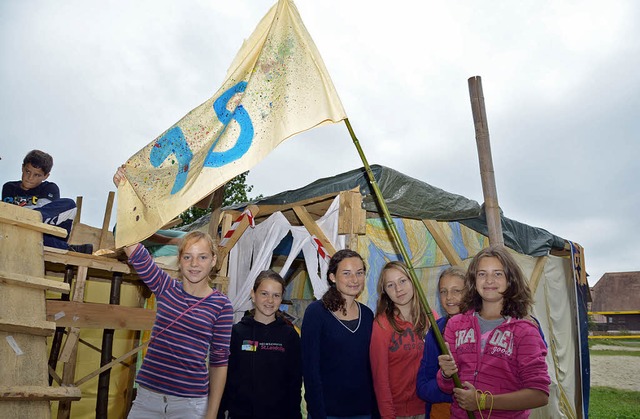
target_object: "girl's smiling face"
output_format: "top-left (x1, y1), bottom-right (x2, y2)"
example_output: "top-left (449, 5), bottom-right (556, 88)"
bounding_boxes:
top-left (179, 238), bottom-right (216, 285)
top-left (475, 256), bottom-right (507, 304)
top-left (251, 278), bottom-right (284, 323)
top-left (329, 257), bottom-right (365, 299)
top-left (439, 274), bottom-right (466, 316)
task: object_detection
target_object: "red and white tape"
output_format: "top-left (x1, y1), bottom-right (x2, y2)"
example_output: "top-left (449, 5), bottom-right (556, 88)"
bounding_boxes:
top-left (311, 235), bottom-right (330, 262)
top-left (220, 208), bottom-right (255, 247)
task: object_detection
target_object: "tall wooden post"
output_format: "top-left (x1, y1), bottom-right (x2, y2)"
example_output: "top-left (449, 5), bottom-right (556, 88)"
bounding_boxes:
top-left (468, 76), bottom-right (504, 246)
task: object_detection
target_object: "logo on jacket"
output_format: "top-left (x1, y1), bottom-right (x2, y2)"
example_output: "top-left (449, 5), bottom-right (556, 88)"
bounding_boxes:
top-left (241, 340), bottom-right (258, 351)
top-left (455, 328), bottom-right (476, 347)
top-left (489, 330), bottom-right (514, 356)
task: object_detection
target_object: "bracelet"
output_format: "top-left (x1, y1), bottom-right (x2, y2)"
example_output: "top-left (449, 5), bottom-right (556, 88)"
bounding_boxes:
top-left (440, 369), bottom-right (452, 379)
top-left (475, 389), bottom-right (494, 419)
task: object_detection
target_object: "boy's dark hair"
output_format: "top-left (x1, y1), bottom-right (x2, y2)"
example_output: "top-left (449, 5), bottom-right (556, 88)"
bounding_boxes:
top-left (23, 150), bottom-right (53, 175)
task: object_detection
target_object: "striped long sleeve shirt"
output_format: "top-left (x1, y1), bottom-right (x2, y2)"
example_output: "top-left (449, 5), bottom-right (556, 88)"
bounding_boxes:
top-left (129, 245), bottom-right (233, 397)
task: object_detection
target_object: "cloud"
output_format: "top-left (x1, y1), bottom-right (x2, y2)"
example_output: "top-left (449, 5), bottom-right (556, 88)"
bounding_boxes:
top-left (1, 0), bottom-right (638, 285)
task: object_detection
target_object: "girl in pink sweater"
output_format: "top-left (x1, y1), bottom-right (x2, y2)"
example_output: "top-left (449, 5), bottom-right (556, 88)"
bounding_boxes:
top-left (437, 246), bottom-right (550, 418)
top-left (370, 261), bottom-right (430, 419)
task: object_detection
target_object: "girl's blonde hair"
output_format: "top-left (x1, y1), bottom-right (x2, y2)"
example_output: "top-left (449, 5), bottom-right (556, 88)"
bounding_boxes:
top-left (375, 261), bottom-right (429, 339)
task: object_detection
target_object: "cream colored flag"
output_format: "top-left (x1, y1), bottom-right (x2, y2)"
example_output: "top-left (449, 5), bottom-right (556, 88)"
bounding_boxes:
top-left (115, 0), bottom-right (346, 247)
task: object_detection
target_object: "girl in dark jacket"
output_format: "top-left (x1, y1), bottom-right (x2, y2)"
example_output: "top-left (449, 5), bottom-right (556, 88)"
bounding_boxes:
top-left (222, 270), bottom-right (302, 419)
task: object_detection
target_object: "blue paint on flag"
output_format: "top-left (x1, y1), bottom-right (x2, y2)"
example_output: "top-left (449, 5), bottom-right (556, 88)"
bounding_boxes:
top-left (205, 81), bottom-right (255, 168)
top-left (150, 126), bottom-right (193, 194)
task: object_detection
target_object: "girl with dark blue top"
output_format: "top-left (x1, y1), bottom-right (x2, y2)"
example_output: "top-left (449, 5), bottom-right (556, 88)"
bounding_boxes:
top-left (301, 249), bottom-right (376, 419)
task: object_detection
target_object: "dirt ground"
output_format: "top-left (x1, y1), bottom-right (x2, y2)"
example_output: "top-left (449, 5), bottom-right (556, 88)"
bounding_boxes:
top-left (589, 345), bottom-right (640, 392)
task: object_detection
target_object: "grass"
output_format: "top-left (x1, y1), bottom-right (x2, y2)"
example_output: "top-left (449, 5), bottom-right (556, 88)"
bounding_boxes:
top-left (589, 338), bottom-right (640, 357)
top-left (590, 349), bottom-right (640, 357)
top-left (589, 338), bottom-right (640, 418)
top-left (589, 387), bottom-right (640, 418)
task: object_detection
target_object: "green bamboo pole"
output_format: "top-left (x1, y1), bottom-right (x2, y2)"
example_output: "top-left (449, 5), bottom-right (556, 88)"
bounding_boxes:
top-left (344, 118), bottom-right (473, 418)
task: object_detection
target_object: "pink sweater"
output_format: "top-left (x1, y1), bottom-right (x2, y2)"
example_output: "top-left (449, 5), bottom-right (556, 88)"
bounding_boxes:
top-left (437, 310), bottom-right (550, 418)
top-left (370, 315), bottom-right (425, 419)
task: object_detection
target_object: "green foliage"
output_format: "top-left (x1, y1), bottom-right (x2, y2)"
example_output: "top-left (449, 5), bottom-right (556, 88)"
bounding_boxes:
top-left (590, 387), bottom-right (640, 418)
top-left (178, 171), bottom-right (262, 227)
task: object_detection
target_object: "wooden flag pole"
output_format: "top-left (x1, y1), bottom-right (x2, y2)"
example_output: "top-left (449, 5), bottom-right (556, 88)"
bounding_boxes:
top-left (344, 118), bottom-right (473, 418)
top-left (468, 76), bottom-right (504, 246)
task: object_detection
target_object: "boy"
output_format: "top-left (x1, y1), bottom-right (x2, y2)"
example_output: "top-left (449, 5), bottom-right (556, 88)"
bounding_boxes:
top-left (2, 150), bottom-right (92, 254)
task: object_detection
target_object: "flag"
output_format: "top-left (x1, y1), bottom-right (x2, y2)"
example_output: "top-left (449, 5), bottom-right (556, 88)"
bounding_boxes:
top-left (115, 0), bottom-right (346, 247)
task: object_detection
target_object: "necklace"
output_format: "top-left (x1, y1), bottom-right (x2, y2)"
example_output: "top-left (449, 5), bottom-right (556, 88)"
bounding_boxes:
top-left (331, 302), bottom-right (361, 334)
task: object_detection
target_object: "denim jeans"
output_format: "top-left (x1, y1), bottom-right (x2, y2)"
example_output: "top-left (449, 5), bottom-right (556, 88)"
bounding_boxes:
top-left (128, 386), bottom-right (208, 418)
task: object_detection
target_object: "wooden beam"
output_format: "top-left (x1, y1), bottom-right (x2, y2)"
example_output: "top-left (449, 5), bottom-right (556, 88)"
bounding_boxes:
top-left (248, 192), bottom-right (340, 220)
top-left (216, 205), bottom-right (259, 269)
top-left (528, 256), bottom-right (548, 294)
top-left (0, 385), bottom-right (81, 402)
top-left (0, 318), bottom-right (56, 336)
top-left (59, 266), bottom-right (88, 363)
top-left (57, 341), bottom-right (79, 418)
top-left (207, 186), bottom-right (226, 239)
top-left (98, 191), bottom-right (115, 250)
top-left (71, 266), bottom-right (88, 302)
top-left (422, 219), bottom-right (463, 266)
top-left (44, 248), bottom-right (132, 274)
top-left (218, 213), bottom-right (233, 276)
top-left (67, 196), bottom-right (83, 244)
top-left (337, 189), bottom-right (366, 234)
top-left (293, 206), bottom-right (337, 256)
top-left (46, 300), bottom-right (155, 330)
top-left (0, 210), bottom-right (67, 238)
top-left (58, 328), bottom-right (80, 363)
top-left (0, 270), bottom-right (70, 294)
top-left (337, 190), bottom-right (366, 250)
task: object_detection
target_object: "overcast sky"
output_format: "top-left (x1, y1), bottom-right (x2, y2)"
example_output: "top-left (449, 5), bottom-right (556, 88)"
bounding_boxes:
top-left (2, 0), bottom-right (638, 286)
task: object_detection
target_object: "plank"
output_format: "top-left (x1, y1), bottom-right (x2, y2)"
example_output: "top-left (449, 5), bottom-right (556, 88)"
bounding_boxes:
top-left (338, 190), bottom-right (366, 235)
top-left (293, 206), bottom-right (337, 256)
top-left (98, 191), bottom-right (115, 250)
top-left (422, 219), bottom-right (464, 266)
top-left (528, 255), bottom-right (548, 294)
top-left (46, 300), bottom-right (155, 330)
top-left (44, 248), bottom-right (131, 274)
top-left (0, 318), bottom-right (56, 336)
top-left (0, 202), bottom-right (67, 238)
top-left (216, 205), bottom-right (259, 268)
top-left (0, 270), bottom-right (70, 294)
top-left (0, 385), bottom-right (81, 402)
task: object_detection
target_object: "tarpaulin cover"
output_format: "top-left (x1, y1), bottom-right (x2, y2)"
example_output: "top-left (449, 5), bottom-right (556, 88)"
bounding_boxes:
top-left (229, 164), bottom-right (566, 256)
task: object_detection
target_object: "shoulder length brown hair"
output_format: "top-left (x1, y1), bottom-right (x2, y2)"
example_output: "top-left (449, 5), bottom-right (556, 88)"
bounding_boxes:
top-left (462, 246), bottom-right (533, 319)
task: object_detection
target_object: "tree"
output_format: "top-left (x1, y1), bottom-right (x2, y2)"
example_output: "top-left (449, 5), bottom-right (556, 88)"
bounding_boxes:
top-left (178, 171), bottom-right (261, 226)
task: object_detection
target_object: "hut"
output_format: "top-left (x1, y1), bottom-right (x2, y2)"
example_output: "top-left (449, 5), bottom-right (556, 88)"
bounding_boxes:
top-left (214, 164), bottom-right (590, 419)
top-left (591, 272), bottom-right (640, 333)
